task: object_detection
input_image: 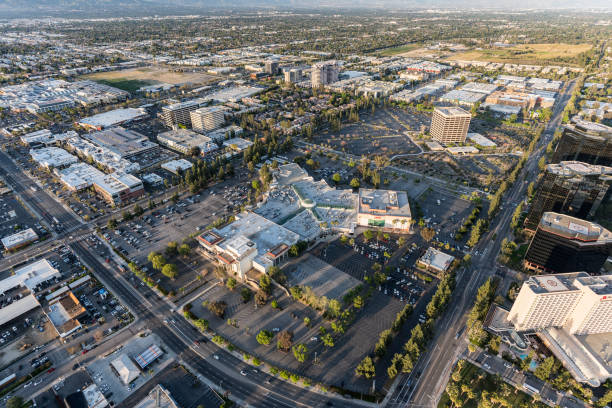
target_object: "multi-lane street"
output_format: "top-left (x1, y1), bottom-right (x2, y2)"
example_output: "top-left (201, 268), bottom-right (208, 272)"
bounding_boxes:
top-left (387, 78), bottom-right (578, 408)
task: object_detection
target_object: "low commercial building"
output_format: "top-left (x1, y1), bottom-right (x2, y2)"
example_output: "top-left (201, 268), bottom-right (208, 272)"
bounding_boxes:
top-left (21, 130), bottom-right (77, 147)
top-left (439, 89), bottom-right (486, 107)
top-left (76, 108), bottom-right (148, 130)
top-left (459, 82), bottom-right (499, 95)
top-left (416, 247), bottom-right (455, 274)
top-left (134, 385), bottom-right (179, 408)
top-left (1, 228), bottom-right (38, 251)
top-left (156, 129), bottom-right (217, 155)
top-left (485, 90), bottom-right (539, 110)
top-left (46, 291), bottom-right (87, 338)
top-left (58, 162), bottom-right (144, 205)
top-left (467, 132), bottom-right (496, 148)
top-left (357, 189), bottom-right (411, 231)
top-left (190, 106), bottom-right (226, 132)
top-left (81, 127), bottom-right (159, 160)
top-left (161, 159), bottom-right (193, 175)
top-left (446, 146), bottom-right (479, 155)
top-left (111, 354), bottom-right (141, 385)
top-left (30, 147), bottom-right (78, 169)
top-left (524, 212), bottom-right (612, 274)
top-left (482, 103), bottom-right (521, 117)
top-left (198, 212), bottom-right (300, 279)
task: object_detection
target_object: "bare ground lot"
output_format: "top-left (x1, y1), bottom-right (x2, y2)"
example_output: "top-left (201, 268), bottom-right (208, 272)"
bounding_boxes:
top-left (83, 67), bottom-right (218, 91)
top-left (312, 107), bottom-right (428, 157)
top-left (448, 43), bottom-right (592, 66)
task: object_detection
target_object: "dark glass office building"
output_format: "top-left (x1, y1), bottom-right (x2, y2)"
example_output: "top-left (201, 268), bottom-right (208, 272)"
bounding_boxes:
top-left (552, 119), bottom-right (612, 166)
top-left (524, 161), bottom-right (612, 232)
top-left (524, 212), bottom-right (612, 274)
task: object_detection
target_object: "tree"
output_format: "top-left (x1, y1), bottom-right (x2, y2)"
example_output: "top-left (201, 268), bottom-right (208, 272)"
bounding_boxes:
top-left (290, 286), bottom-right (302, 300)
top-left (292, 343), bottom-right (308, 363)
top-left (277, 330), bottom-right (293, 351)
top-left (327, 299), bottom-right (341, 318)
top-left (255, 290), bottom-right (268, 305)
top-left (332, 173), bottom-right (341, 184)
top-left (349, 178), bottom-right (360, 189)
top-left (6, 396), bottom-right (23, 408)
top-left (194, 318), bottom-right (209, 332)
top-left (256, 329), bottom-right (273, 345)
top-left (161, 263), bottom-right (178, 279)
top-left (352, 293), bottom-right (365, 309)
top-left (171, 192), bottom-right (179, 203)
top-left (226, 277), bottom-right (237, 290)
top-left (107, 218), bottom-right (117, 230)
top-left (207, 301), bottom-right (227, 318)
top-left (534, 356), bottom-right (555, 381)
top-left (241, 287), bottom-right (252, 302)
top-left (420, 227), bottom-right (436, 242)
top-left (321, 333), bottom-right (334, 347)
top-left (355, 356), bottom-right (375, 379)
top-left (260, 274), bottom-right (272, 294)
top-left (151, 254), bottom-right (166, 270)
top-left (363, 229), bottom-right (374, 242)
top-left (178, 243), bottom-right (191, 257)
top-left (165, 241), bottom-right (178, 257)
top-left (133, 204), bottom-right (144, 217)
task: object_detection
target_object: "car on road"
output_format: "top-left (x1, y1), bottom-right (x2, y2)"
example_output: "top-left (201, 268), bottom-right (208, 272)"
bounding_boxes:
top-left (213, 355), bottom-right (219, 360)
top-left (240, 370), bottom-right (247, 376)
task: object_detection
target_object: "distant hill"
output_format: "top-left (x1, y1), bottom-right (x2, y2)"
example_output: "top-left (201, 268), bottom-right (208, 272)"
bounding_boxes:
top-left (0, 0), bottom-right (610, 18)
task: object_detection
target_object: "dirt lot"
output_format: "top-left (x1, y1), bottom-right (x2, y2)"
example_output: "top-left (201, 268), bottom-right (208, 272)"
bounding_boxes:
top-left (449, 43), bottom-right (592, 65)
top-left (83, 67), bottom-right (218, 90)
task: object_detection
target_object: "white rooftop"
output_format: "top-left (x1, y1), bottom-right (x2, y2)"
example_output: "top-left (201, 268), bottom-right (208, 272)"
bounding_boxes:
top-left (1, 228), bottom-right (38, 250)
top-left (30, 147), bottom-right (78, 168)
top-left (0, 259), bottom-right (60, 295)
top-left (111, 354), bottom-right (140, 385)
top-left (467, 132), bottom-right (497, 147)
top-left (77, 108), bottom-right (147, 129)
top-left (0, 294), bottom-right (40, 326)
top-left (161, 159), bottom-right (193, 174)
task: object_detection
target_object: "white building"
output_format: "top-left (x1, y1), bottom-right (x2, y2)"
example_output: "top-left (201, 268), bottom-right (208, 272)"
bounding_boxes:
top-left (30, 147), bottom-right (78, 169)
top-left (1, 228), bottom-right (38, 251)
top-left (161, 159), bottom-right (193, 175)
top-left (311, 61), bottom-right (340, 88)
top-left (190, 106), bottom-right (226, 132)
top-left (357, 189), bottom-right (412, 231)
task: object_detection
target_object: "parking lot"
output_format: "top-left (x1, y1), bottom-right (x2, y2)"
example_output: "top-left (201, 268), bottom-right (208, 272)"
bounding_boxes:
top-left (312, 107), bottom-right (428, 157)
top-left (0, 193), bottom-right (48, 253)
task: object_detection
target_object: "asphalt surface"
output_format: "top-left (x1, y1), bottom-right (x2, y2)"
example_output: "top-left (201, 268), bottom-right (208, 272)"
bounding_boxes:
top-left (386, 78), bottom-right (578, 408)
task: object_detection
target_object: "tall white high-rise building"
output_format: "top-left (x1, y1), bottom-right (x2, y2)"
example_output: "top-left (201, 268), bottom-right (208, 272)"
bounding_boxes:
top-left (507, 272), bottom-right (612, 334)
top-left (190, 106), bottom-right (226, 133)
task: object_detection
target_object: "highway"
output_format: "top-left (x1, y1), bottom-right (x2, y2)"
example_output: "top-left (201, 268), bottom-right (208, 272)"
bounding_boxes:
top-left (387, 78), bottom-right (578, 408)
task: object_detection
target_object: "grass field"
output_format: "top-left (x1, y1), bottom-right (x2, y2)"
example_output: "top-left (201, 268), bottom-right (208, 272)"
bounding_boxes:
top-left (449, 43), bottom-right (592, 65)
top-left (377, 43), bottom-right (421, 56)
top-left (83, 66), bottom-right (218, 91)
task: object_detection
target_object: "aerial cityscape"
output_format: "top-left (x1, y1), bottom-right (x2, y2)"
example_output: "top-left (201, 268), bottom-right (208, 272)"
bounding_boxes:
top-left (0, 2), bottom-right (610, 408)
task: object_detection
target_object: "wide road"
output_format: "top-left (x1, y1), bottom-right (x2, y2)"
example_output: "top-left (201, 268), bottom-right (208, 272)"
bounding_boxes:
top-left (0, 149), bottom-right (83, 231)
top-left (70, 241), bottom-right (373, 408)
top-left (387, 78), bottom-right (577, 408)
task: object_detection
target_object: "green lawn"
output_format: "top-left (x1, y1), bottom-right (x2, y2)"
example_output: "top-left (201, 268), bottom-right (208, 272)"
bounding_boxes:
top-left (93, 78), bottom-right (156, 92)
top-left (377, 43), bottom-right (420, 56)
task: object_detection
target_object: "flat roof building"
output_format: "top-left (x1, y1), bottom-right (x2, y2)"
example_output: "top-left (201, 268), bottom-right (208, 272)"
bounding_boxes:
top-left (161, 159), bottom-right (193, 175)
top-left (30, 147), bottom-right (78, 169)
top-left (76, 108), bottom-right (148, 130)
top-left (416, 247), bottom-right (455, 274)
top-left (58, 163), bottom-right (144, 205)
top-left (111, 354), bottom-right (140, 385)
top-left (439, 89), bottom-right (486, 107)
top-left (46, 291), bottom-right (87, 338)
top-left (82, 127), bottom-right (159, 160)
top-left (156, 129), bottom-right (216, 155)
top-left (133, 385), bottom-right (180, 408)
top-left (430, 106), bottom-right (471, 144)
top-left (524, 161), bottom-right (612, 232)
top-left (1, 228), bottom-right (38, 251)
top-left (467, 132), bottom-right (496, 148)
top-left (0, 259), bottom-right (60, 295)
top-left (161, 100), bottom-right (200, 128)
top-left (552, 119), bottom-right (612, 166)
top-left (525, 212), bottom-right (612, 275)
top-left (190, 106), bottom-right (226, 133)
top-left (357, 189), bottom-right (411, 231)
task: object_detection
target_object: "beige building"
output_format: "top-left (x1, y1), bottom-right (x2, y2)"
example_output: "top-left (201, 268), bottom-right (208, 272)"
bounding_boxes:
top-left (311, 61), bottom-right (339, 88)
top-left (508, 272), bottom-right (612, 335)
top-left (161, 100), bottom-right (200, 128)
top-left (430, 106), bottom-right (471, 144)
top-left (190, 106), bottom-right (226, 132)
top-left (357, 189), bottom-right (412, 231)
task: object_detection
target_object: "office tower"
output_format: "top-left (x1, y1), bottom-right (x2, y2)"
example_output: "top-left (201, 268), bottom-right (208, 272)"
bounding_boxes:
top-left (265, 60), bottom-right (279, 75)
top-left (161, 100), bottom-right (200, 128)
top-left (311, 61), bottom-right (339, 88)
top-left (430, 106), bottom-right (471, 144)
top-left (284, 68), bottom-right (303, 83)
top-left (190, 106), bottom-right (226, 133)
top-left (524, 161), bottom-right (612, 232)
top-left (507, 272), bottom-right (612, 335)
top-left (552, 119), bottom-right (612, 166)
top-left (524, 212), bottom-right (612, 274)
